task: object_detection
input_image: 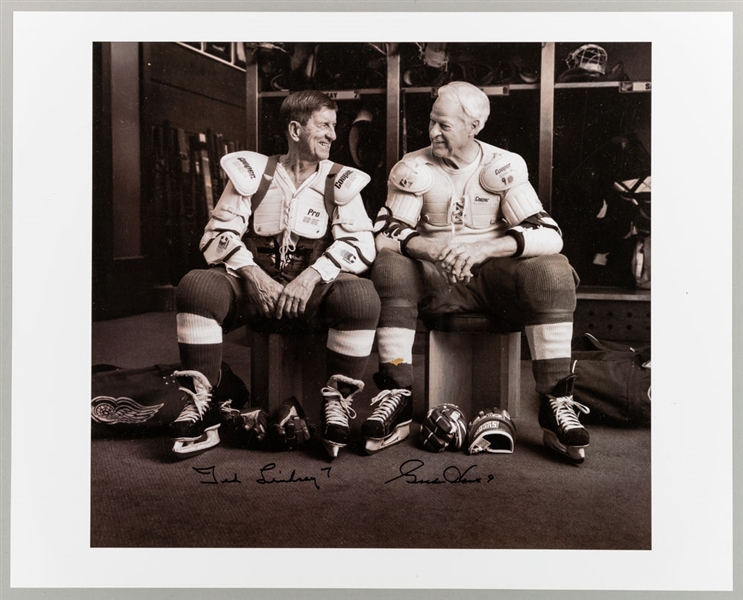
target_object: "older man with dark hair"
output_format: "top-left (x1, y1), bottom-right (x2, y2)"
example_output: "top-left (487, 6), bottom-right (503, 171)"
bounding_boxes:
top-left (169, 89), bottom-right (380, 459)
top-left (366, 81), bottom-right (589, 462)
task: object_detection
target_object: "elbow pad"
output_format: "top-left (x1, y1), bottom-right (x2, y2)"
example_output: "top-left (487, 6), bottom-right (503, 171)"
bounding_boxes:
top-left (323, 233), bottom-right (376, 275)
top-left (201, 231), bottom-right (255, 267)
top-left (373, 206), bottom-right (420, 256)
top-left (506, 212), bottom-right (563, 257)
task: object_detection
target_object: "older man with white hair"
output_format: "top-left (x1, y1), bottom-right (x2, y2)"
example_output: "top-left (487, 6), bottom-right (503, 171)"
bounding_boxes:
top-left (365, 81), bottom-right (588, 462)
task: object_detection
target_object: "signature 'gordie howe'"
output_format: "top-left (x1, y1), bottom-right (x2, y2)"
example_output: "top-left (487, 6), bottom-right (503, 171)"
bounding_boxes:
top-left (192, 458), bottom-right (495, 490)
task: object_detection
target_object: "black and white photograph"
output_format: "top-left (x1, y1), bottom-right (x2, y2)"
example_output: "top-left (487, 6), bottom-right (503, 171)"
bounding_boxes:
top-left (3, 5), bottom-right (738, 598)
top-left (90, 39), bottom-right (653, 551)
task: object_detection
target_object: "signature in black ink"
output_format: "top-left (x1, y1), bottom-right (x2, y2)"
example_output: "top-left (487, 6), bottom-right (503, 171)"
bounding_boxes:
top-left (385, 459), bottom-right (492, 485)
top-left (256, 463), bottom-right (331, 491)
top-left (193, 465), bottom-right (241, 484)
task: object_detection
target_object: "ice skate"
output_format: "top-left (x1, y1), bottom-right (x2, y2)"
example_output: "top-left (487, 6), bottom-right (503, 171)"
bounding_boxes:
top-left (320, 375), bottom-right (364, 459)
top-left (538, 375), bottom-right (590, 462)
top-left (361, 388), bottom-right (413, 454)
top-left (169, 370), bottom-right (221, 458)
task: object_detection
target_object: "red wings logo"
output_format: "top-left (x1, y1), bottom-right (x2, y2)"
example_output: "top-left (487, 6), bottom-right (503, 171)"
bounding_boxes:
top-left (91, 396), bottom-right (164, 424)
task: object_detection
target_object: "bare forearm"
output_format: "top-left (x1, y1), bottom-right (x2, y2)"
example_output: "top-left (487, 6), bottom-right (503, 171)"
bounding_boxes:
top-left (402, 235), bottom-right (445, 262)
top-left (463, 237), bottom-right (519, 262)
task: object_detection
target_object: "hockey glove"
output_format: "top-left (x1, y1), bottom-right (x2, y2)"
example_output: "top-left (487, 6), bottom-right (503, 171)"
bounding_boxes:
top-left (419, 403), bottom-right (467, 452)
top-left (220, 403), bottom-right (269, 449)
top-left (268, 397), bottom-right (315, 450)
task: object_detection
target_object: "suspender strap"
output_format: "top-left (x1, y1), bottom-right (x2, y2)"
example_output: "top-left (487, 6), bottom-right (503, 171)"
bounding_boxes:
top-left (324, 162), bottom-right (343, 219)
top-left (249, 159), bottom-right (342, 230)
top-left (250, 154), bottom-right (280, 211)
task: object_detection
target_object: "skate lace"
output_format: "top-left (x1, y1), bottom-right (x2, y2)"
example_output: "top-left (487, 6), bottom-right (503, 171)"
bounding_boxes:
top-left (368, 389), bottom-right (412, 422)
top-left (173, 371), bottom-right (211, 424)
top-left (321, 386), bottom-right (357, 426)
top-left (550, 396), bottom-right (590, 432)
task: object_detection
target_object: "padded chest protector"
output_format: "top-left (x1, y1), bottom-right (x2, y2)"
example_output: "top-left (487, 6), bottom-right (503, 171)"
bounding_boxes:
top-left (247, 160), bottom-right (369, 240)
top-left (252, 185), bottom-right (329, 238)
top-left (391, 152), bottom-right (504, 229)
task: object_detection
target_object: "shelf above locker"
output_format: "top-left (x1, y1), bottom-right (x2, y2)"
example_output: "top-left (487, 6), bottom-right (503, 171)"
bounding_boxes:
top-left (403, 83), bottom-right (540, 96)
top-left (555, 80), bottom-right (651, 92)
top-left (259, 88), bottom-right (386, 99)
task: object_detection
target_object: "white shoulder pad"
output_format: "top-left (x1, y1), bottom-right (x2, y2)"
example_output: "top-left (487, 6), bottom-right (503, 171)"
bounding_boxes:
top-left (220, 151), bottom-right (269, 197)
top-left (389, 159), bottom-right (434, 195)
top-left (331, 166), bottom-right (371, 206)
top-left (480, 152), bottom-right (529, 193)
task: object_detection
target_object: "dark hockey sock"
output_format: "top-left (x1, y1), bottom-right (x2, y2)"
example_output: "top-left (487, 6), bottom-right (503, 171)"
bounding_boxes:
top-left (178, 343), bottom-right (222, 387)
top-left (326, 349), bottom-right (369, 387)
top-left (532, 357), bottom-right (573, 396)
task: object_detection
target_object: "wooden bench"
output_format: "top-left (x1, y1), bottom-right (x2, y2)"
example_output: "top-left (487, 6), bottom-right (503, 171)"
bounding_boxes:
top-left (245, 312), bottom-right (522, 420)
top-left (422, 313), bottom-right (521, 418)
top-left (245, 320), bottom-right (327, 415)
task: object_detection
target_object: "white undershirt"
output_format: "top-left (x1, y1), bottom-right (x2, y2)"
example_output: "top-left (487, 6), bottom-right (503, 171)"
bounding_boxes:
top-left (437, 146), bottom-right (482, 199)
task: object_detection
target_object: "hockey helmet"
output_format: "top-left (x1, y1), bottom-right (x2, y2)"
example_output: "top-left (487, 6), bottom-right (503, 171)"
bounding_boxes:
top-left (565, 43), bottom-right (608, 75)
top-left (418, 42), bottom-right (448, 69)
top-left (467, 408), bottom-right (517, 454)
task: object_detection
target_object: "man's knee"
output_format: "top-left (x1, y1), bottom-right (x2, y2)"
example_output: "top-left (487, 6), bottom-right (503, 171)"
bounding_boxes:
top-left (331, 276), bottom-right (381, 319)
top-left (176, 268), bottom-right (234, 319)
top-left (515, 254), bottom-right (578, 312)
top-left (321, 275), bottom-right (381, 331)
top-left (371, 249), bottom-right (420, 300)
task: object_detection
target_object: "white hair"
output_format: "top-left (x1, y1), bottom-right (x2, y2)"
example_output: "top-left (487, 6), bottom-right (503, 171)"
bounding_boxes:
top-left (436, 81), bottom-right (490, 135)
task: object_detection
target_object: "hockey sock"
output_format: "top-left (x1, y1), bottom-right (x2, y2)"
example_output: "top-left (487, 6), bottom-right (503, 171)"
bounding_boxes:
top-left (525, 322), bottom-right (574, 395)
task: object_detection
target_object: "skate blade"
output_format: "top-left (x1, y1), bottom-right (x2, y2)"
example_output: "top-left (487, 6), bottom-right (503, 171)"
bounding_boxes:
top-left (321, 438), bottom-right (345, 459)
top-left (364, 422), bottom-right (411, 455)
top-left (542, 430), bottom-right (586, 463)
top-left (172, 428), bottom-right (220, 458)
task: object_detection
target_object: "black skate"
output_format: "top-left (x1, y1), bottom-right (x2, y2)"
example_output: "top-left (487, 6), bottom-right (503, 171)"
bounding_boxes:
top-left (319, 375), bottom-right (363, 459)
top-left (169, 370), bottom-right (221, 458)
top-left (538, 374), bottom-right (590, 462)
top-left (361, 388), bottom-right (413, 454)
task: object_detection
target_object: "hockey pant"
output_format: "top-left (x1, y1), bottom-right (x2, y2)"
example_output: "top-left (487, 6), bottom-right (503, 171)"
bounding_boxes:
top-left (175, 266), bottom-right (380, 388)
top-left (371, 249), bottom-right (579, 395)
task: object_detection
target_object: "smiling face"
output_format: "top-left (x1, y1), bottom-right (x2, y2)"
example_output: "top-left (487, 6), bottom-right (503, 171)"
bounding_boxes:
top-left (294, 107), bottom-right (337, 162)
top-left (428, 94), bottom-right (478, 166)
top-left (428, 93), bottom-right (478, 165)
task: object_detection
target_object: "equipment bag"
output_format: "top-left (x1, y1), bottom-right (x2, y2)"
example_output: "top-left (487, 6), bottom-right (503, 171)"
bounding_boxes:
top-left (91, 362), bottom-right (249, 438)
top-left (91, 363), bottom-right (184, 438)
top-left (571, 333), bottom-right (651, 427)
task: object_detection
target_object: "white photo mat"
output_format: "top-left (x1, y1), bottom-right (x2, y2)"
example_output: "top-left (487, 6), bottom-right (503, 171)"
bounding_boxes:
top-left (9, 8), bottom-right (735, 593)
